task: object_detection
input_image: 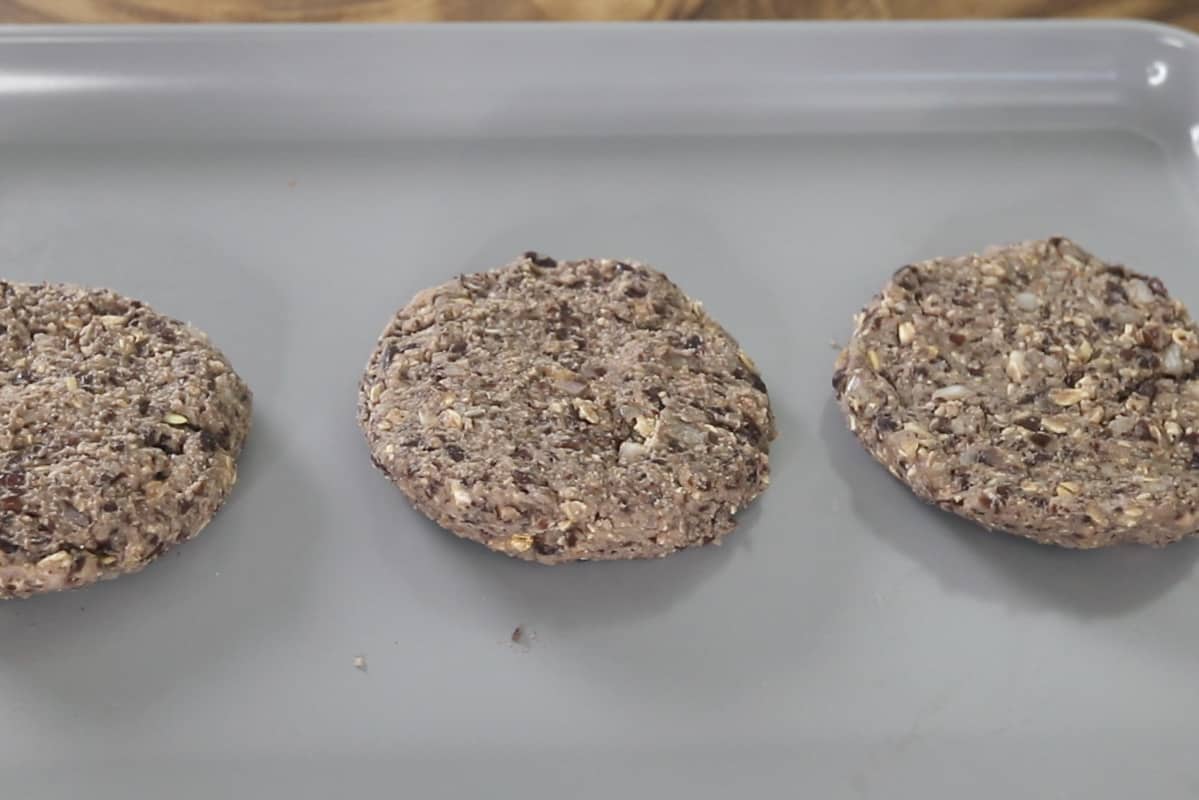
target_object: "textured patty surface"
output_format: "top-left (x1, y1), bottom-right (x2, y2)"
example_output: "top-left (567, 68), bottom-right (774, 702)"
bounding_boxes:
top-left (359, 253), bottom-right (775, 563)
top-left (0, 283), bottom-right (251, 597)
top-left (835, 237), bottom-right (1199, 548)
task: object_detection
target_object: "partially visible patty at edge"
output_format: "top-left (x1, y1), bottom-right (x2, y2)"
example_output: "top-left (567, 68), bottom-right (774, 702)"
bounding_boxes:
top-left (835, 237), bottom-right (1199, 548)
top-left (0, 282), bottom-right (251, 597)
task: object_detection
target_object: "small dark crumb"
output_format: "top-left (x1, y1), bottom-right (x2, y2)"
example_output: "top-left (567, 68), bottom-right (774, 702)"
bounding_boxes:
top-left (532, 533), bottom-right (559, 556)
top-left (1028, 450), bottom-right (1051, 465)
top-left (1014, 415), bottom-right (1041, 431)
top-left (1136, 379), bottom-right (1160, 402)
top-left (1106, 280), bottom-right (1129, 304)
top-left (1148, 277), bottom-right (1168, 297)
top-left (948, 332), bottom-right (967, 346)
top-left (511, 625), bottom-right (524, 643)
top-left (892, 265), bottom-right (921, 291)
top-left (445, 445), bottom-right (465, 462)
top-left (975, 447), bottom-right (1004, 467)
top-left (1138, 324), bottom-right (1169, 351)
top-left (832, 367), bottom-right (848, 395)
top-left (737, 418), bottom-right (764, 446)
top-left (523, 251), bottom-right (557, 269)
top-left (1029, 432), bottom-right (1053, 448)
top-left (1137, 352), bottom-right (1161, 370)
top-left (1102, 262), bottom-right (1129, 277)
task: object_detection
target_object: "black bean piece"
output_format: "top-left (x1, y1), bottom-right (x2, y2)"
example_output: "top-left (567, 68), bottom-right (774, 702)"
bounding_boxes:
top-left (832, 368), bottom-right (847, 395)
top-left (523, 251), bottom-right (557, 269)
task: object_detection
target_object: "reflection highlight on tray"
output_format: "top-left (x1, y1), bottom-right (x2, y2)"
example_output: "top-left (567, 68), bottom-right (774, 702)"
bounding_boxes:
top-left (1147, 60), bottom-right (1169, 87)
top-left (0, 71), bottom-right (134, 95)
top-left (825, 69), bottom-right (1117, 83)
top-left (1191, 124), bottom-right (1199, 159)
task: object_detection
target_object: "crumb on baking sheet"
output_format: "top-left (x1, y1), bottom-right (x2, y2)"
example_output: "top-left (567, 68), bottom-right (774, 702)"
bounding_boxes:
top-left (510, 625), bottom-right (536, 648)
top-left (353, 655), bottom-right (367, 671)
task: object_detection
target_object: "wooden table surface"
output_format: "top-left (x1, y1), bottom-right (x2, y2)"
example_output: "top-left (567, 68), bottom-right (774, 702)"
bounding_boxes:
top-left (0, 0), bottom-right (1194, 31)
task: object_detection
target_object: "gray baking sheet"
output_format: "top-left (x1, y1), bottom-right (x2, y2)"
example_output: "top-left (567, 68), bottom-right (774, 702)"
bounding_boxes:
top-left (1, 21), bottom-right (1198, 798)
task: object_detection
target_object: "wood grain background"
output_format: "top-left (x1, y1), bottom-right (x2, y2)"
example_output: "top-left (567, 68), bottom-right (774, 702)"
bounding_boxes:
top-left (0, 0), bottom-right (1194, 30)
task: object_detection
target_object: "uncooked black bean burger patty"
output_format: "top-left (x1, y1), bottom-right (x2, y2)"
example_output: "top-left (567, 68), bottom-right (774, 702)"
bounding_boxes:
top-left (0, 283), bottom-right (251, 597)
top-left (834, 237), bottom-right (1199, 548)
top-left (359, 252), bottom-right (775, 563)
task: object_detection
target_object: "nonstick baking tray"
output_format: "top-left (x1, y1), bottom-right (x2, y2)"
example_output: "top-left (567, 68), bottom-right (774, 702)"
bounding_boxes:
top-left (1, 20), bottom-right (1198, 798)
